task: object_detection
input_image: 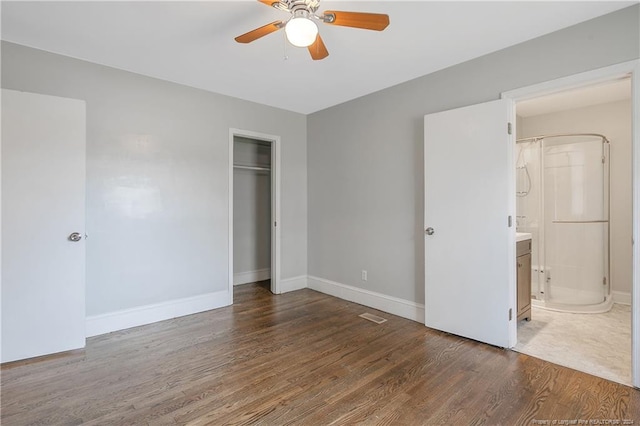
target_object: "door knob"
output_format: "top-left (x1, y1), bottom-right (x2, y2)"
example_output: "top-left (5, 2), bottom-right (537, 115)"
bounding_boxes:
top-left (68, 232), bottom-right (82, 242)
top-left (425, 227), bottom-right (435, 235)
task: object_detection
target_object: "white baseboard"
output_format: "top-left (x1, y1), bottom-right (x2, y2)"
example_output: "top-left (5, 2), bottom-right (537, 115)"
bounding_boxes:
top-left (613, 290), bottom-right (631, 305)
top-left (234, 268), bottom-right (271, 285)
top-left (86, 290), bottom-right (230, 337)
top-left (280, 275), bottom-right (308, 293)
top-left (307, 276), bottom-right (424, 323)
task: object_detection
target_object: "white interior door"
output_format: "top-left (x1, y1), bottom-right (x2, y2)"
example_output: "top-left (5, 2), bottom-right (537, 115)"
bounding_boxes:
top-left (424, 99), bottom-right (515, 348)
top-left (1, 89), bottom-right (86, 363)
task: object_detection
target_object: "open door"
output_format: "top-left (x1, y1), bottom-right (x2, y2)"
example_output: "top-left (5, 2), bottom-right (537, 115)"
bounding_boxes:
top-left (424, 99), bottom-right (515, 348)
top-left (2, 89), bottom-right (86, 362)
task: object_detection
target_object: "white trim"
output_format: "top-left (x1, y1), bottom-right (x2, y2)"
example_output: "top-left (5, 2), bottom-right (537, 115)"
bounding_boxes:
top-left (502, 59), bottom-right (640, 387)
top-left (307, 276), bottom-right (425, 323)
top-left (86, 290), bottom-right (229, 337)
top-left (280, 275), bottom-right (308, 293)
top-left (228, 130), bottom-right (234, 304)
top-left (234, 268), bottom-right (271, 286)
top-left (631, 61), bottom-right (640, 389)
top-left (501, 60), bottom-right (637, 102)
top-left (272, 133), bottom-right (282, 295)
top-left (507, 99), bottom-right (517, 348)
top-left (229, 129), bottom-right (282, 299)
top-left (613, 291), bottom-right (632, 305)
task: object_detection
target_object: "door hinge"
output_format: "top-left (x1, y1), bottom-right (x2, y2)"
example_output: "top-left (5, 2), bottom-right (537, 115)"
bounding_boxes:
top-left (603, 277), bottom-right (607, 286)
top-left (507, 122), bottom-right (512, 135)
top-left (509, 308), bottom-right (513, 321)
top-left (274, 221), bottom-right (277, 227)
top-left (508, 215), bottom-right (513, 227)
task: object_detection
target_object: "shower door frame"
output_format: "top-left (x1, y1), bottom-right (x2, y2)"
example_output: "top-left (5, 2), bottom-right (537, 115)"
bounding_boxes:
top-left (516, 134), bottom-right (611, 309)
top-left (502, 59), bottom-right (640, 388)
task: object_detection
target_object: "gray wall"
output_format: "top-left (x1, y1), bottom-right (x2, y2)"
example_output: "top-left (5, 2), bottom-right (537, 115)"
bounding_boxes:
top-left (1, 41), bottom-right (307, 316)
top-left (521, 100), bottom-right (633, 296)
top-left (233, 137), bottom-right (271, 275)
top-left (307, 5), bottom-right (639, 304)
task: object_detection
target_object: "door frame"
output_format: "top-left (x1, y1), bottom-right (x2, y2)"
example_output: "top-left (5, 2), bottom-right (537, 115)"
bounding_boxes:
top-left (228, 128), bottom-right (281, 300)
top-left (501, 59), bottom-right (640, 387)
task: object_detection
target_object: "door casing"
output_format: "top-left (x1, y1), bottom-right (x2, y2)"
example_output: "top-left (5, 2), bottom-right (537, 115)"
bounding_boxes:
top-left (501, 59), bottom-right (640, 387)
top-left (228, 128), bottom-right (281, 299)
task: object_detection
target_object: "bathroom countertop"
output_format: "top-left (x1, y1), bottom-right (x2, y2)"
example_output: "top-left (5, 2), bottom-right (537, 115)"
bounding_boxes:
top-left (516, 232), bottom-right (532, 242)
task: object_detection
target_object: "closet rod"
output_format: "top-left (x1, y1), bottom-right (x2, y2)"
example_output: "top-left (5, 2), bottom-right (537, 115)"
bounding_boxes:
top-left (233, 164), bottom-right (271, 172)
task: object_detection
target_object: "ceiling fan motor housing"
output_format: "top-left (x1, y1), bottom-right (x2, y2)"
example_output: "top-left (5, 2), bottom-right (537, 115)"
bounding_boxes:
top-left (291, 6), bottom-right (312, 20)
top-left (277, 0), bottom-right (321, 15)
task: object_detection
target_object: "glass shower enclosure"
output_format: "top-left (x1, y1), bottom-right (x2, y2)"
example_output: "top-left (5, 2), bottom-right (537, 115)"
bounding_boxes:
top-left (516, 134), bottom-right (611, 313)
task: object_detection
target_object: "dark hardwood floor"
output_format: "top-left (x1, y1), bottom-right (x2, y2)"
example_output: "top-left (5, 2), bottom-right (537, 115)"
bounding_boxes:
top-left (2, 282), bottom-right (638, 425)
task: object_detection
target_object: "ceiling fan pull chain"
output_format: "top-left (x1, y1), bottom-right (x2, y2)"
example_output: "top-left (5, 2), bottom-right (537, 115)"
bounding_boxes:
top-left (282, 30), bottom-right (289, 60)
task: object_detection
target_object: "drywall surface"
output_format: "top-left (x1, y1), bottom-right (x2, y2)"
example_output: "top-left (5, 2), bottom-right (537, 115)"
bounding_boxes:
top-left (521, 100), bottom-right (633, 296)
top-left (1, 41), bottom-right (307, 316)
top-left (307, 5), bottom-right (639, 304)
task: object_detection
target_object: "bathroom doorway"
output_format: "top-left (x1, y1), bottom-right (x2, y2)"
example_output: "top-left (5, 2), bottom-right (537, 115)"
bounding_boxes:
top-left (510, 77), bottom-right (633, 385)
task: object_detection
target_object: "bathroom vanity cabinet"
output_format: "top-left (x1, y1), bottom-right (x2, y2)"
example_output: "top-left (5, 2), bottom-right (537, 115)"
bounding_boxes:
top-left (516, 238), bottom-right (532, 321)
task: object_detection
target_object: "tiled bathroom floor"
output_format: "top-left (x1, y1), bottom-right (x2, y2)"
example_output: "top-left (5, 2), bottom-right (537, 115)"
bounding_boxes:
top-left (514, 303), bottom-right (632, 386)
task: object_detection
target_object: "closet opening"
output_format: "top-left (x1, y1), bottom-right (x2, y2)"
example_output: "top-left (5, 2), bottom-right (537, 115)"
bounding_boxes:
top-left (229, 129), bottom-right (281, 299)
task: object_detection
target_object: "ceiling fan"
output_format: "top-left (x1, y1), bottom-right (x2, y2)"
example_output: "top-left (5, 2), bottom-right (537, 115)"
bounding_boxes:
top-left (234, 0), bottom-right (390, 60)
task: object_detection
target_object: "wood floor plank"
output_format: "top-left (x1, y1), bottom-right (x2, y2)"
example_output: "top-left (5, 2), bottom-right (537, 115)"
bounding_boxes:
top-left (2, 281), bottom-right (638, 425)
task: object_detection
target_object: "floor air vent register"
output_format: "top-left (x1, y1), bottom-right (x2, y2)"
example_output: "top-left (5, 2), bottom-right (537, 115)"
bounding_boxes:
top-left (359, 313), bottom-right (387, 324)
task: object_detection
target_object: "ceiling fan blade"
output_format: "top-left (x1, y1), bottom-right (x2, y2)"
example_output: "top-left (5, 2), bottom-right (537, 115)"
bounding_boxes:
top-left (322, 10), bottom-right (390, 31)
top-left (308, 34), bottom-right (329, 60)
top-left (258, 0), bottom-right (279, 6)
top-left (235, 21), bottom-right (283, 44)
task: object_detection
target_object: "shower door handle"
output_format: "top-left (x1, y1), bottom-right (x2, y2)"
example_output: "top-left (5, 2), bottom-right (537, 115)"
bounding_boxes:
top-left (425, 227), bottom-right (435, 236)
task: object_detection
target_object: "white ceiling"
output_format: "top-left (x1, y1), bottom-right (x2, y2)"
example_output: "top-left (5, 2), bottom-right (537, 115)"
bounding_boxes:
top-left (1, 1), bottom-right (635, 114)
top-left (517, 77), bottom-right (632, 118)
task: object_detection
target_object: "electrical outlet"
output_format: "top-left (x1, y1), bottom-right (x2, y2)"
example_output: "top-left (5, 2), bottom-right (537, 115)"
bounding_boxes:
top-left (361, 270), bottom-right (367, 281)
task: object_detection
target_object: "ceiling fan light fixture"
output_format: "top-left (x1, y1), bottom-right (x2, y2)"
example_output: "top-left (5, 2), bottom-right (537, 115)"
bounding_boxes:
top-left (236, 1), bottom-right (390, 60)
top-left (285, 17), bottom-right (318, 47)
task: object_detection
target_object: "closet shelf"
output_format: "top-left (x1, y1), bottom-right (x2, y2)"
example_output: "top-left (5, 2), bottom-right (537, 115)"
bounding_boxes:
top-left (233, 164), bottom-right (271, 172)
top-left (551, 220), bottom-right (608, 224)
